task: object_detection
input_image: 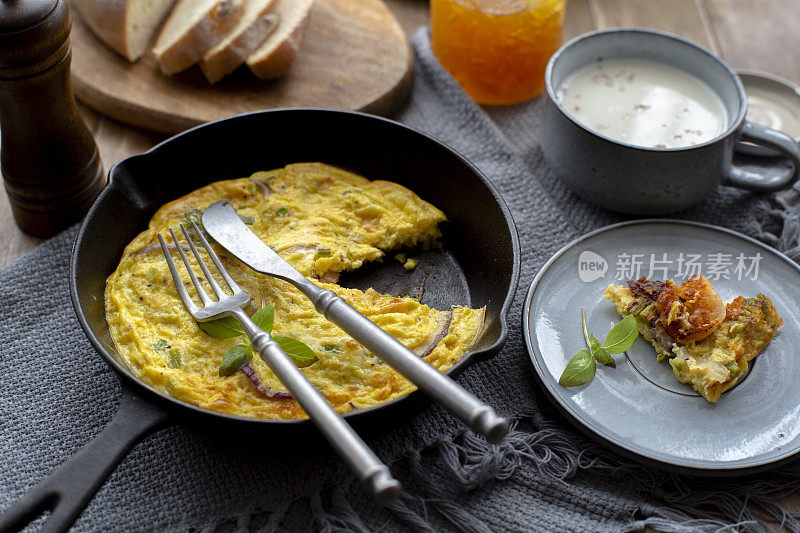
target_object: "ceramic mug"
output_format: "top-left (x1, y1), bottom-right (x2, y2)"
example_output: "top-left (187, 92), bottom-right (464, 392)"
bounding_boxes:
top-left (541, 28), bottom-right (800, 215)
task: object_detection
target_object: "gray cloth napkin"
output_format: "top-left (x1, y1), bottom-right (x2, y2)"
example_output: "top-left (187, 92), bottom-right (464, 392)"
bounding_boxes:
top-left (3, 29), bottom-right (800, 532)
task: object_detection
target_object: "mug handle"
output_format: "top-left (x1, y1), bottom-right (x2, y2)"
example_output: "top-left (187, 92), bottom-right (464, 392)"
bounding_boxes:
top-left (724, 121), bottom-right (800, 191)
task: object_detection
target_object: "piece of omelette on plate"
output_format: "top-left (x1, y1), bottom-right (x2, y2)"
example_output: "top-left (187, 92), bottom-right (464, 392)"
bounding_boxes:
top-left (604, 275), bottom-right (782, 403)
top-left (105, 163), bottom-right (486, 419)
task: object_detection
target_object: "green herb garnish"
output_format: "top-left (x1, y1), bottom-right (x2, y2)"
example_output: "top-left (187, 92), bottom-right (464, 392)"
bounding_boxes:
top-left (219, 345), bottom-right (252, 376)
top-left (602, 314), bottom-right (639, 354)
top-left (272, 335), bottom-right (317, 368)
top-left (239, 214), bottom-right (255, 225)
top-left (323, 344), bottom-right (338, 351)
top-left (317, 248), bottom-right (332, 257)
top-left (589, 333), bottom-right (615, 367)
top-left (251, 303), bottom-right (274, 333)
top-left (184, 209), bottom-right (202, 224)
top-left (198, 317), bottom-right (245, 338)
top-left (168, 349), bottom-right (182, 369)
top-left (181, 209), bottom-right (218, 244)
top-left (153, 339), bottom-right (168, 351)
top-left (201, 304), bottom-right (317, 373)
top-left (558, 310), bottom-right (639, 387)
top-left (558, 349), bottom-right (596, 387)
top-left (276, 207), bottom-right (288, 216)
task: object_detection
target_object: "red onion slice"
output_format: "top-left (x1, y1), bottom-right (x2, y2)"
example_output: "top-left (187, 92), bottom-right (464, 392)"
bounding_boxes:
top-left (249, 177), bottom-right (273, 197)
top-left (465, 307), bottom-right (487, 350)
top-left (241, 363), bottom-right (291, 399)
top-left (413, 310), bottom-right (453, 358)
top-left (278, 244), bottom-right (318, 254)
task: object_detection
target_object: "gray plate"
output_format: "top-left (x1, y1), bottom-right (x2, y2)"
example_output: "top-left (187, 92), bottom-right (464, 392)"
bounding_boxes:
top-left (523, 219), bottom-right (800, 475)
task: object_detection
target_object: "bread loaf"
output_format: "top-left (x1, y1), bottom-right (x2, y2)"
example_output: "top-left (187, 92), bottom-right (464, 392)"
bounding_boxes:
top-left (245, 0), bottom-right (314, 80)
top-left (200, 0), bottom-right (280, 83)
top-left (152, 0), bottom-right (246, 75)
top-left (72, 0), bottom-right (176, 62)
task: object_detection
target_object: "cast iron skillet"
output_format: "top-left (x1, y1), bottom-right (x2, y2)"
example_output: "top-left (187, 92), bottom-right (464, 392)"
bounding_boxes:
top-left (0, 109), bottom-right (520, 533)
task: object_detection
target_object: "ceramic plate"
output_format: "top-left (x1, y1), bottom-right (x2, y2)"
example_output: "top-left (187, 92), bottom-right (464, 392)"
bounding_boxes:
top-left (523, 220), bottom-right (800, 475)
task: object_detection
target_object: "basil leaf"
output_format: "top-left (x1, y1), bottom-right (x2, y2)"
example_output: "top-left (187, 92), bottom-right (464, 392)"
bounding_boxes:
top-left (168, 348), bottom-right (182, 369)
top-left (559, 349), bottom-right (596, 387)
top-left (593, 347), bottom-right (615, 367)
top-left (589, 333), bottom-right (615, 367)
top-left (603, 314), bottom-right (639, 354)
top-left (272, 335), bottom-right (317, 368)
top-left (153, 339), bottom-right (168, 351)
top-left (219, 344), bottom-right (253, 376)
top-left (589, 333), bottom-right (601, 353)
top-left (581, 308), bottom-right (591, 347)
top-left (252, 304), bottom-right (275, 334)
top-left (199, 317), bottom-right (245, 338)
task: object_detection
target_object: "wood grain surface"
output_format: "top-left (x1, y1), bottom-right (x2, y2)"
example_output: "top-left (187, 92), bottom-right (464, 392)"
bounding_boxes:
top-left (4, 0), bottom-right (800, 265)
top-left (70, 0), bottom-right (414, 134)
top-left (2, 1), bottom-right (799, 264)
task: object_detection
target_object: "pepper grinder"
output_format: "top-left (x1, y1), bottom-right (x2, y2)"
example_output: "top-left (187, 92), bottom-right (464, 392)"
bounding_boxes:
top-left (0, 0), bottom-right (105, 237)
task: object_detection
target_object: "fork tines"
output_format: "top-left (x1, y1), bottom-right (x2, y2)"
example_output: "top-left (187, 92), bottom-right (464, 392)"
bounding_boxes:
top-left (157, 222), bottom-right (244, 312)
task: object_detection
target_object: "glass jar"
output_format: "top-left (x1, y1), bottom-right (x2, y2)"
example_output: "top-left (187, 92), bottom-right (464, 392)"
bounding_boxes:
top-left (431, 0), bottom-right (566, 105)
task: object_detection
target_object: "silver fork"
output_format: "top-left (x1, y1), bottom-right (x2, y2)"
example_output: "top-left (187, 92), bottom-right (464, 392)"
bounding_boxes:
top-left (203, 200), bottom-right (510, 443)
top-left (158, 222), bottom-right (401, 504)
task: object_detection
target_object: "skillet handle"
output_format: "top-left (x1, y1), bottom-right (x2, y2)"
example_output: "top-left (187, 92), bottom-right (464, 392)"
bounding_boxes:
top-left (301, 284), bottom-right (509, 443)
top-left (0, 383), bottom-right (169, 533)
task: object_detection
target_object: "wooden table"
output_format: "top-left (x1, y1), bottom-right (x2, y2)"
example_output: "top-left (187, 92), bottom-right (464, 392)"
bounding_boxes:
top-left (2, 0), bottom-right (798, 265)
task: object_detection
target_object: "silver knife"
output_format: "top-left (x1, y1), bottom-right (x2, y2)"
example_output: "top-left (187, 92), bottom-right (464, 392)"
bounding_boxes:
top-left (202, 200), bottom-right (509, 442)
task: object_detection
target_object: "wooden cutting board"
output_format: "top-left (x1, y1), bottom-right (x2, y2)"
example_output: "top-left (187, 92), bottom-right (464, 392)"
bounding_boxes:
top-left (70, 0), bottom-right (414, 135)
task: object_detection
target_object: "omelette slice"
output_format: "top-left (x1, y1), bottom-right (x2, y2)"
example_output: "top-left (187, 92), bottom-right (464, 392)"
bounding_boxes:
top-left (105, 163), bottom-right (486, 419)
top-left (149, 162), bottom-right (447, 281)
top-left (604, 275), bottom-right (782, 402)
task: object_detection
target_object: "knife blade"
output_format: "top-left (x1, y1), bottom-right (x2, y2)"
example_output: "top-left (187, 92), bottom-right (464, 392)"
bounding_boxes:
top-left (202, 199), bottom-right (306, 285)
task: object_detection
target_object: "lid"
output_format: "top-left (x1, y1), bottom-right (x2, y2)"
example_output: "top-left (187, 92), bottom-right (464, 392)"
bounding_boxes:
top-left (0, 0), bottom-right (57, 34)
top-left (737, 70), bottom-right (800, 156)
top-left (0, 0), bottom-right (69, 73)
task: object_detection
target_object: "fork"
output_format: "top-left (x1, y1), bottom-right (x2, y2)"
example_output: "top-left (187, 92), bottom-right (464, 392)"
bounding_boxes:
top-left (158, 222), bottom-right (401, 504)
top-left (203, 200), bottom-right (510, 443)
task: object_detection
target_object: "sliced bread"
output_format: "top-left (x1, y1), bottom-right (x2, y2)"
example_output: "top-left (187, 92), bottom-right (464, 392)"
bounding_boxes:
top-left (199, 0), bottom-right (280, 84)
top-left (72, 0), bottom-right (176, 62)
top-left (152, 0), bottom-right (246, 75)
top-left (245, 0), bottom-right (314, 80)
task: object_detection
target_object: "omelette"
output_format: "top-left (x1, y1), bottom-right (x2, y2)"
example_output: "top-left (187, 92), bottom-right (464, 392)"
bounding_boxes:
top-left (604, 275), bottom-right (782, 402)
top-left (105, 163), bottom-right (486, 419)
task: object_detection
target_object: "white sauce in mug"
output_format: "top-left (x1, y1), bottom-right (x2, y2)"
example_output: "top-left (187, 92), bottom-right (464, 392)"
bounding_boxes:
top-left (556, 58), bottom-right (729, 149)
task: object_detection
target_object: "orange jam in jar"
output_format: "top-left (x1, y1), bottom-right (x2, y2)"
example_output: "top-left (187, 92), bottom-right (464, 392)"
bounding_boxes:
top-left (431, 0), bottom-right (566, 105)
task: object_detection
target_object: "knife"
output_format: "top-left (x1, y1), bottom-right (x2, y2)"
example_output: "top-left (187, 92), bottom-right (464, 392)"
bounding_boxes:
top-left (202, 200), bottom-right (509, 442)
